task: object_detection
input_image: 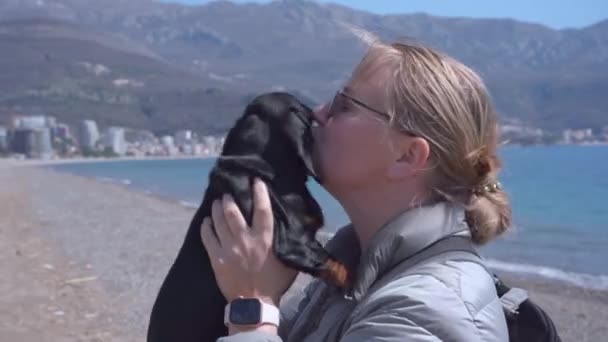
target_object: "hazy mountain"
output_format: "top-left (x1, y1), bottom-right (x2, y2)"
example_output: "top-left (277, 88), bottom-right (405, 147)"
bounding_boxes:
top-left (0, 17), bottom-right (267, 134)
top-left (1, 0), bottom-right (606, 133)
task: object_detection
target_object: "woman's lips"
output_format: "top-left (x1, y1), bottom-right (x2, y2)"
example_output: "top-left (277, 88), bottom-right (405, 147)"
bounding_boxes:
top-left (310, 128), bottom-right (323, 183)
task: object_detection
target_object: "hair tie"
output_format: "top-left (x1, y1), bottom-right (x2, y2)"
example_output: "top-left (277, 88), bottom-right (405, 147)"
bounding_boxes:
top-left (472, 181), bottom-right (502, 196)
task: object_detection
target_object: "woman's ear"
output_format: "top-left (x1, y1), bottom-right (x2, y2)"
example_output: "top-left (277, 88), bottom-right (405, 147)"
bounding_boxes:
top-left (387, 135), bottom-right (430, 180)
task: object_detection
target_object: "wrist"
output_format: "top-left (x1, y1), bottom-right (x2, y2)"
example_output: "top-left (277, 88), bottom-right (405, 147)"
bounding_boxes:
top-left (228, 294), bottom-right (279, 307)
top-left (224, 297), bottom-right (280, 333)
top-left (228, 323), bottom-right (278, 336)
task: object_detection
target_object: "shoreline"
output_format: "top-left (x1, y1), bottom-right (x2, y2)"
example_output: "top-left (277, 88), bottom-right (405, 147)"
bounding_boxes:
top-left (19, 163), bottom-right (608, 295)
top-left (0, 154), bottom-right (216, 168)
top-left (2, 142), bottom-right (607, 167)
top-left (24, 160), bottom-right (608, 293)
top-left (1, 163), bottom-right (606, 341)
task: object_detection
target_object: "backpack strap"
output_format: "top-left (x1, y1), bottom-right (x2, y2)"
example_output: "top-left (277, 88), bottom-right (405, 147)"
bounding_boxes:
top-left (499, 287), bottom-right (529, 317)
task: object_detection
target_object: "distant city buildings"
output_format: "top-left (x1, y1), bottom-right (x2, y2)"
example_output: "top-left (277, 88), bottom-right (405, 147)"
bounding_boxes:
top-left (9, 129), bottom-right (33, 155)
top-left (13, 115), bottom-right (53, 130)
top-left (500, 123), bottom-right (608, 146)
top-left (10, 128), bottom-right (53, 158)
top-left (31, 128), bottom-right (53, 158)
top-left (160, 135), bottom-right (178, 156)
top-left (79, 120), bottom-right (100, 151)
top-left (53, 123), bottom-right (72, 141)
top-left (102, 127), bottom-right (127, 156)
top-left (4, 114), bottom-right (604, 161)
top-left (0, 126), bottom-right (7, 153)
top-left (175, 130), bottom-right (193, 147)
top-left (562, 128), bottom-right (594, 144)
top-left (6, 115), bottom-right (55, 158)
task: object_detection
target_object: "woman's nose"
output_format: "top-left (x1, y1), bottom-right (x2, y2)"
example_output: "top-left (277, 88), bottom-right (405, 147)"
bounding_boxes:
top-left (313, 103), bottom-right (329, 126)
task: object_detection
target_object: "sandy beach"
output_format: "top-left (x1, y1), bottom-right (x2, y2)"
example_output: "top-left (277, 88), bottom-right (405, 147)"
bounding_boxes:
top-left (0, 159), bottom-right (606, 341)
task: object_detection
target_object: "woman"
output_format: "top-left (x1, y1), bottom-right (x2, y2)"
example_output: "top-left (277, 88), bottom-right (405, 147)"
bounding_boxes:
top-left (200, 36), bottom-right (511, 341)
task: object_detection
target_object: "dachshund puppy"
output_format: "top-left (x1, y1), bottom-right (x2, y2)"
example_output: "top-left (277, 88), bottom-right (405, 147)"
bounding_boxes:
top-left (147, 92), bottom-right (349, 342)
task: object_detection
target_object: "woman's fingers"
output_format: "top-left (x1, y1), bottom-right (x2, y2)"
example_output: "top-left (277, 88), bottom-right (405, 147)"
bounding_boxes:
top-left (200, 217), bottom-right (220, 258)
top-left (252, 178), bottom-right (273, 236)
top-left (212, 199), bottom-right (233, 246)
top-left (222, 194), bottom-right (248, 237)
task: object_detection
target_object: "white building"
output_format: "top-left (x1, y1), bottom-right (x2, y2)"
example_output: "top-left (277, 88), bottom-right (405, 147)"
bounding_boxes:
top-left (192, 143), bottom-right (204, 156)
top-left (45, 116), bottom-right (57, 128)
top-left (102, 127), bottom-right (127, 156)
top-left (10, 128), bottom-right (52, 158)
top-left (12, 115), bottom-right (57, 130)
top-left (563, 128), bottom-right (594, 144)
top-left (0, 126), bottom-right (7, 152)
top-left (175, 130), bottom-right (193, 147)
top-left (13, 115), bottom-right (45, 129)
top-left (160, 135), bottom-right (174, 147)
top-left (79, 120), bottom-right (100, 151)
top-left (31, 128), bottom-right (53, 159)
top-left (160, 135), bottom-right (178, 156)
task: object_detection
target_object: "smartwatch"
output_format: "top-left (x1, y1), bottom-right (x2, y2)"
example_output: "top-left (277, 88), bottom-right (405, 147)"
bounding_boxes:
top-left (224, 298), bottom-right (280, 327)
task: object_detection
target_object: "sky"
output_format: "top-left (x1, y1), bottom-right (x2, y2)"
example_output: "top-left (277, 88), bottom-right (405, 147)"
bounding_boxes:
top-left (165, 0), bottom-right (608, 29)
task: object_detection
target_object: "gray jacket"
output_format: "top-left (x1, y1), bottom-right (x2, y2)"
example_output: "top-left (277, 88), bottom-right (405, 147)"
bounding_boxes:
top-left (218, 202), bottom-right (509, 341)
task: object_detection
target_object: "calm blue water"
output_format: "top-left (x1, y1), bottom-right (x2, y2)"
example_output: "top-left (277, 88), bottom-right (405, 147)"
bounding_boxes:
top-left (49, 145), bottom-right (608, 289)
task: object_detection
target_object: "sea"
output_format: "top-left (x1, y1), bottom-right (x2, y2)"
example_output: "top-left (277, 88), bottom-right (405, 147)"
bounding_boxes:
top-left (48, 145), bottom-right (608, 290)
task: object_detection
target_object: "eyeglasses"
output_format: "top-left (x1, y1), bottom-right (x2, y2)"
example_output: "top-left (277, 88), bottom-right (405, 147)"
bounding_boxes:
top-left (327, 90), bottom-right (392, 122)
top-left (326, 89), bottom-right (419, 137)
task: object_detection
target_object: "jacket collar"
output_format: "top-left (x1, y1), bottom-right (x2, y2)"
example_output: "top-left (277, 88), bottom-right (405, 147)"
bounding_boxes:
top-left (325, 201), bottom-right (470, 300)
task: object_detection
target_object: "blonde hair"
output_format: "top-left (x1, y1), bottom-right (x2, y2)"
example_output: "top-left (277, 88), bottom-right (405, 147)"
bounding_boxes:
top-left (350, 31), bottom-right (511, 245)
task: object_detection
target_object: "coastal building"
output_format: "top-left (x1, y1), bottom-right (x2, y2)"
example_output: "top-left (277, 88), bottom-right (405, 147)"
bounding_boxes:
top-left (192, 143), bottom-right (204, 156)
top-left (13, 115), bottom-right (56, 130)
top-left (45, 116), bottom-right (57, 129)
top-left (10, 129), bottom-right (35, 155)
top-left (10, 128), bottom-right (52, 158)
top-left (102, 127), bottom-right (127, 156)
top-left (13, 115), bottom-right (45, 129)
top-left (562, 128), bottom-right (594, 144)
top-left (31, 128), bottom-right (53, 158)
top-left (160, 135), bottom-right (174, 148)
top-left (53, 123), bottom-right (72, 141)
top-left (79, 120), bottom-right (100, 151)
top-left (0, 126), bottom-right (7, 152)
top-left (175, 130), bottom-right (193, 147)
top-left (160, 135), bottom-right (178, 156)
top-left (200, 135), bottom-right (225, 155)
top-left (125, 129), bottom-right (156, 145)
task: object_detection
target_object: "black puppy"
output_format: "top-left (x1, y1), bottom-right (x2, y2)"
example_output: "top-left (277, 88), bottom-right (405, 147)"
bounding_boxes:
top-left (147, 92), bottom-right (349, 342)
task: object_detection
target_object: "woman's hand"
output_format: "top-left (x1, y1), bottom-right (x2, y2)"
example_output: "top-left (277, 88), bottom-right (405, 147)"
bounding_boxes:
top-left (200, 178), bottom-right (297, 307)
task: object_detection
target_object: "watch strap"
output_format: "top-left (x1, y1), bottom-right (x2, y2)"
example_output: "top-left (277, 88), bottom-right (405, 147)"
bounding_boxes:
top-left (224, 299), bottom-right (280, 327)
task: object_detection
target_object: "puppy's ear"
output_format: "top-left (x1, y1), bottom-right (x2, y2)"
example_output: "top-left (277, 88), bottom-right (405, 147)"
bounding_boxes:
top-left (216, 155), bottom-right (274, 181)
top-left (295, 132), bottom-right (316, 178)
top-left (283, 110), bottom-right (317, 178)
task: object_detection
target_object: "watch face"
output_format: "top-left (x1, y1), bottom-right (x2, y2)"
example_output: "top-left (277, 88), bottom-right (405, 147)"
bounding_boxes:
top-left (229, 298), bottom-right (262, 325)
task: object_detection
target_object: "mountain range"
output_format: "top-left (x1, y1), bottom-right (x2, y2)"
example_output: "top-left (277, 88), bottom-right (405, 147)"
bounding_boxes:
top-left (0, 0), bottom-right (606, 134)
